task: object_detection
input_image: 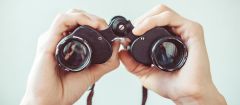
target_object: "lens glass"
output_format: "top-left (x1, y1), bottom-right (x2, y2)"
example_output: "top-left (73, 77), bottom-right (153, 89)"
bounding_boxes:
top-left (152, 39), bottom-right (185, 70)
top-left (154, 42), bottom-right (178, 65)
top-left (62, 40), bottom-right (90, 69)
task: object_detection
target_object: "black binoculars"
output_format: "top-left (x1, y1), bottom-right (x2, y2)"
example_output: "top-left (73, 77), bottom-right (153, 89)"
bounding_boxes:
top-left (55, 16), bottom-right (188, 72)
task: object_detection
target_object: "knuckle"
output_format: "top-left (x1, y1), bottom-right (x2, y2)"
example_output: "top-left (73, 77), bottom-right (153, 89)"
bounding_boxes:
top-left (154, 4), bottom-right (168, 11)
top-left (76, 12), bottom-right (86, 18)
top-left (193, 22), bottom-right (203, 30)
top-left (162, 10), bottom-right (174, 18)
top-left (144, 17), bottom-right (155, 24)
top-left (96, 17), bottom-right (106, 23)
top-left (186, 20), bottom-right (204, 38)
top-left (94, 18), bottom-right (106, 27)
top-left (189, 21), bottom-right (204, 31)
top-left (90, 22), bottom-right (99, 28)
top-left (86, 17), bottom-right (106, 29)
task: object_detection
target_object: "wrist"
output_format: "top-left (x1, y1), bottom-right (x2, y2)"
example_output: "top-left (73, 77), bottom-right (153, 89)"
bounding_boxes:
top-left (173, 94), bottom-right (226, 105)
top-left (20, 94), bottom-right (43, 105)
top-left (173, 85), bottom-right (227, 105)
top-left (20, 93), bottom-right (62, 105)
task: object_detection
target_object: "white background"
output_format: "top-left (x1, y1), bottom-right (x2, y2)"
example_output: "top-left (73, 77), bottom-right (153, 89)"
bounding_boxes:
top-left (0, 0), bottom-right (240, 105)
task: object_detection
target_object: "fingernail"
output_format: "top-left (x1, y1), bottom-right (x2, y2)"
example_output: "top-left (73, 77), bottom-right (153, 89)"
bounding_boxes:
top-left (132, 28), bottom-right (141, 36)
top-left (112, 37), bottom-right (121, 42)
top-left (132, 28), bottom-right (137, 34)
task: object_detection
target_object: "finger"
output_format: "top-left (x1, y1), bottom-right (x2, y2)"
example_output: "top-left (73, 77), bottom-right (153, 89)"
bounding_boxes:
top-left (91, 40), bottom-right (120, 79)
top-left (119, 38), bottom-right (131, 49)
top-left (119, 50), bottom-right (150, 77)
top-left (38, 12), bottom-right (93, 54)
top-left (69, 41), bottom-right (121, 86)
top-left (49, 12), bottom-right (92, 36)
top-left (41, 11), bottom-right (108, 54)
top-left (110, 40), bottom-right (121, 60)
top-left (83, 13), bottom-right (108, 30)
top-left (133, 4), bottom-right (174, 26)
top-left (133, 11), bottom-right (186, 36)
top-left (66, 8), bottom-right (85, 13)
top-left (119, 50), bottom-right (139, 71)
top-left (62, 9), bottom-right (87, 33)
top-left (118, 50), bottom-right (173, 93)
top-left (94, 40), bottom-right (121, 70)
top-left (67, 9), bottom-right (108, 30)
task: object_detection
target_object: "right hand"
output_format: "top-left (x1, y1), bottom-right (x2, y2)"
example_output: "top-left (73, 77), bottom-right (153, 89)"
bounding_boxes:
top-left (119, 4), bottom-right (227, 105)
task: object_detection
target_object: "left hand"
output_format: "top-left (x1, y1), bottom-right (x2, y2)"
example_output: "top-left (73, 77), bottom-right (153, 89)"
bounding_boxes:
top-left (21, 9), bottom-right (120, 105)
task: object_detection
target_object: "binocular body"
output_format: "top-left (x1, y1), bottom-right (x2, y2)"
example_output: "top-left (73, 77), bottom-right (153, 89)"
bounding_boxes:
top-left (56, 16), bottom-right (188, 72)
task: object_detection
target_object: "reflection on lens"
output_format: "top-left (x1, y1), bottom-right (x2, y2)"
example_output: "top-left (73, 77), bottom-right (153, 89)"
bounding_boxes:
top-left (154, 42), bottom-right (178, 65)
top-left (151, 38), bottom-right (187, 71)
top-left (62, 40), bottom-right (91, 70)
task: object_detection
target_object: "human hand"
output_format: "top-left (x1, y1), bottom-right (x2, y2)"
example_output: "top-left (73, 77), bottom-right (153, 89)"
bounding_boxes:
top-left (20, 9), bottom-right (120, 105)
top-left (119, 5), bottom-right (227, 105)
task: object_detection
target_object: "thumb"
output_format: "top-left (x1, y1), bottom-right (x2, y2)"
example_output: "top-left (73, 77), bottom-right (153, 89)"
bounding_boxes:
top-left (63, 42), bottom-right (120, 89)
top-left (119, 50), bottom-right (151, 77)
top-left (87, 40), bottom-right (121, 83)
top-left (119, 50), bottom-right (172, 94)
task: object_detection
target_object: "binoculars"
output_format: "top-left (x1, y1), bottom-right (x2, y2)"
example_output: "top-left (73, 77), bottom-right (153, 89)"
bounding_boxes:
top-left (55, 16), bottom-right (188, 72)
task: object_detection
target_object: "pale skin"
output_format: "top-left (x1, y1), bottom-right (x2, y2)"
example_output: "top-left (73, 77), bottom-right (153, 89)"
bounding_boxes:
top-left (20, 5), bottom-right (227, 105)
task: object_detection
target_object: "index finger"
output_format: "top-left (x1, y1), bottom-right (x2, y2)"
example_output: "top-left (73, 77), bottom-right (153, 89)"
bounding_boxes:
top-left (133, 4), bottom-right (175, 26)
top-left (132, 11), bottom-right (186, 36)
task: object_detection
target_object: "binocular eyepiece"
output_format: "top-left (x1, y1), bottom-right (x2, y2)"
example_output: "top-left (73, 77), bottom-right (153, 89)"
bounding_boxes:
top-left (56, 16), bottom-right (188, 72)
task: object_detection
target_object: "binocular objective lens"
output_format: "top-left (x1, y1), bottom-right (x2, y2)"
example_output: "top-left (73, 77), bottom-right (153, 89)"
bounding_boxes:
top-left (62, 40), bottom-right (91, 70)
top-left (151, 39), bottom-right (187, 71)
top-left (154, 42), bottom-right (177, 65)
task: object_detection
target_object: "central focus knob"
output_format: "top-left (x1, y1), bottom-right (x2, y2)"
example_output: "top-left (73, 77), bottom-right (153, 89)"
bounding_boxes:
top-left (111, 16), bottom-right (131, 37)
top-left (118, 24), bottom-right (125, 31)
